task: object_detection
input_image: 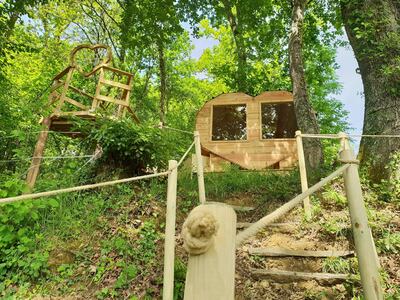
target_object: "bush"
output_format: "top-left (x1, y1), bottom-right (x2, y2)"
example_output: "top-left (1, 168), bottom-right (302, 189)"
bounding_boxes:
top-left (0, 178), bottom-right (58, 289)
top-left (78, 118), bottom-right (171, 175)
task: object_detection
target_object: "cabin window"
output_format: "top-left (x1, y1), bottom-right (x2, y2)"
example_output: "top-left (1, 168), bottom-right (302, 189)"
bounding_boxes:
top-left (261, 102), bottom-right (297, 139)
top-left (212, 104), bottom-right (247, 141)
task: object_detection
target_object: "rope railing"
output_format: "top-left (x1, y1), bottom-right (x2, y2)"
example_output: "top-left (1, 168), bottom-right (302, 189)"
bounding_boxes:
top-left (235, 164), bottom-right (350, 246)
top-left (0, 171), bottom-right (170, 205)
top-left (0, 155), bottom-right (95, 163)
top-left (300, 133), bottom-right (400, 139)
top-left (0, 130), bottom-right (83, 139)
top-left (0, 133), bottom-right (198, 206)
top-left (177, 141), bottom-right (195, 167)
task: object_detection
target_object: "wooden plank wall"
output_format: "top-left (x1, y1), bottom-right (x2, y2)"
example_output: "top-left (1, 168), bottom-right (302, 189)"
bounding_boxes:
top-left (195, 91), bottom-right (298, 171)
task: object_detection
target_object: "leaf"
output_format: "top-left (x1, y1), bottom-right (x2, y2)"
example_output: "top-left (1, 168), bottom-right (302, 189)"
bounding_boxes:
top-left (47, 198), bottom-right (59, 208)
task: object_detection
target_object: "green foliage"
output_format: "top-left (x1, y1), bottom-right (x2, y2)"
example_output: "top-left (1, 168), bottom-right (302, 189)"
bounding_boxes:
top-left (0, 178), bottom-right (58, 289)
top-left (173, 259), bottom-right (187, 300)
top-left (79, 118), bottom-right (170, 173)
top-left (376, 230), bottom-right (400, 254)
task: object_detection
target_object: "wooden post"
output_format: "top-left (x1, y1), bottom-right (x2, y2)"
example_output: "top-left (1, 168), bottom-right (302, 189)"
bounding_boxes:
top-left (295, 130), bottom-right (310, 219)
top-left (163, 160), bottom-right (178, 300)
top-left (184, 203), bottom-right (236, 300)
top-left (339, 135), bottom-right (383, 300)
top-left (26, 117), bottom-right (51, 191)
top-left (194, 131), bottom-right (206, 204)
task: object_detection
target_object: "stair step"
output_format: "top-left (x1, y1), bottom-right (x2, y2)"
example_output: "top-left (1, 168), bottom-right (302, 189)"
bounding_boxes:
top-left (228, 205), bottom-right (255, 212)
top-left (251, 269), bottom-right (351, 284)
top-left (236, 222), bottom-right (298, 229)
top-left (249, 247), bottom-right (354, 258)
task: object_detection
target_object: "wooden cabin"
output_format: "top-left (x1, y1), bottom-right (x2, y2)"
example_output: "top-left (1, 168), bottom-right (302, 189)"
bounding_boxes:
top-left (194, 91), bottom-right (298, 172)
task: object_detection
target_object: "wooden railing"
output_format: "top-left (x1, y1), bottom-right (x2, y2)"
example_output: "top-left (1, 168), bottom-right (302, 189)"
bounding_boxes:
top-left (183, 131), bottom-right (383, 300)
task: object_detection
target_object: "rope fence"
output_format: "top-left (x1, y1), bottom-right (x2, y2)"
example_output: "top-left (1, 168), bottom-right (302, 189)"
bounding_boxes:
top-left (300, 133), bottom-right (400, 139)
top-left (0, 154), bottom-right (95, 163)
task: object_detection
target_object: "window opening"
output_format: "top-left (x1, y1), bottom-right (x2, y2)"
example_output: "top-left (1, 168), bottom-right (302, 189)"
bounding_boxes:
top-left (261, 103), bottom-right (297, 139)
top-left (212, 104), bottom-right (247, 141)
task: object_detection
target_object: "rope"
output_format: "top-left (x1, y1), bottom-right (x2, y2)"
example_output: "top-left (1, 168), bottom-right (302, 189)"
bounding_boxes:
top-left (0, 131), bottom-right (83, 140)
top-left (177, 141), bottom-right (195, 167)
top-left (300, 133), bottom-right (400, 139)
top-left (0, 155), bottom-right (95, 163)
top-left (236, 164), bottom-right (350, 247)
top-left (0, 171), bottom-right (169, 205)
top-left (158, 123), bottom-right (193, 135)
top-left (182, 205), bottom-right (219, 255)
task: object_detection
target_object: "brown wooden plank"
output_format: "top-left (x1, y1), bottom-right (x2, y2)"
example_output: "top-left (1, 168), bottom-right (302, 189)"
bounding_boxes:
top-left (249, 247), bottom-right (354, 257)
top-left (96, 94), bottom-right (128, 106)
top-left (100, 78), bottom-right (130, 90)
top-left (102, 65), bottom-right (133, 77)
top-left (67, 85), bottom-right (94, 99)
top-left (52, 66), bottom-right (73, 81)
top-left (236, 222), bottom-right (300, 229)
top-left (254, 91), bottom-right (293, 102)
top-left (251, 269), bottom-right (350, 283)
top-left (64, 97), bottom-right (89, 110)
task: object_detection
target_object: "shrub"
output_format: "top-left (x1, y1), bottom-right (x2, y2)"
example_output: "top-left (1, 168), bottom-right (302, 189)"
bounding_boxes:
top-left (78, 118), bottom-right (170, 175)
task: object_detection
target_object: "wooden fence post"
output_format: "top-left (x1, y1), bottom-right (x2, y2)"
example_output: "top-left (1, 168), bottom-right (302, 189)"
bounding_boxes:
top-left (194, 131), bottom-right (206, 204)
top-left (26, 117), bottom-right (52, 191)
top-left (184, 203), bottom-right (236, 300)
top-left (295, 130), bottom-right (311, 219)
top-left (163, 160), bottom-right (178, 300)
top-left (339, 135), bottom-right (383, 300)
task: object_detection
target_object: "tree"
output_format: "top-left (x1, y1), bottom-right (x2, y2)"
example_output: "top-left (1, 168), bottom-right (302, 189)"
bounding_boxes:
top-left (290, 0), bottom-right (323, 170)
top-left (120, 0), bottom-right (183, 124)
top-left (340, 0), bottom-right (400, 181)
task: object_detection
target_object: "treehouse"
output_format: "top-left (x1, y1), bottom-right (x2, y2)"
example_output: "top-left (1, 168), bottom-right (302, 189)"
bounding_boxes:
top-left (195, 91), bottom-right (298, 172)
top-left (46, 44), bottom-right (139, 133)
top-left (26, 44), bottom-right (139, 189)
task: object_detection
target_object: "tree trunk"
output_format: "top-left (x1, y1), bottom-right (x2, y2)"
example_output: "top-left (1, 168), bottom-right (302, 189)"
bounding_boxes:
top-left (158, 42), bottom-right (167, 125)
top-left (341, 0), bottom-right (400, 182)
top-left (221, 0), bottom-right (247, 93)
top-left (289, 0), bottom-right (323, 171)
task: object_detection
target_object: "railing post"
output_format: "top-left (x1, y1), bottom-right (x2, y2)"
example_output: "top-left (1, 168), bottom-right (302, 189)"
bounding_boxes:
top-left (194, 131), bottom-right (206, 204)
top-left (339, 134), bottom-right (383, 300)
top-left (26, 117), bottom-right (51, 192)
top-left (295, 130), bottom-right (311, 219)
top-left (163, 160), bottom-right (178, 300)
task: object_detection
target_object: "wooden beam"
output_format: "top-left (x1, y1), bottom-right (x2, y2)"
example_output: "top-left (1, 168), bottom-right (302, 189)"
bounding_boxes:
top-left (96, 94), bottom-right (128, 106)
top-left (251, 269), bottom-right (350, 283)
top-left (102, 65), bottom-right (133, 77)
top-left (249, 247), bottom-right (354, 257)
top-left (26, 117), bottom-right (51, 191)
top-left (100, 78), bottom-right (130, 90)
top-left (184, 203), bottom-right (236, 300)
top-left (64, 96), bottom-right (89, 110)
top-left (236, 222), bottom-right (299, 229)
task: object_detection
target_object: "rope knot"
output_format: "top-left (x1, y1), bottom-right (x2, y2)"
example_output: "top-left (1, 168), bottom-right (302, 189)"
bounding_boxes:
top-left (182, 206), bottom-right (219, 255)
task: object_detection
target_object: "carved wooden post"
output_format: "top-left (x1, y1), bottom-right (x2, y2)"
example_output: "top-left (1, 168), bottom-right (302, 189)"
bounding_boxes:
top-left (295, 130), bottom-right (310, 218)
top-left (194, 131), bottom-right (206, 204)
top-left (163, 160), bottom-right (178, 300)
top-left (339, 134), bottom-right (383, 300)
top-left (184, 203), bottom-right (236, 300)
top-left (26, 117), bottom-right (52, 191)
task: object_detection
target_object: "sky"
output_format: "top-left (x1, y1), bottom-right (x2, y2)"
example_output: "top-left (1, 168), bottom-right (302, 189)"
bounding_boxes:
top-left (189, 35), bottom-right (365, 138)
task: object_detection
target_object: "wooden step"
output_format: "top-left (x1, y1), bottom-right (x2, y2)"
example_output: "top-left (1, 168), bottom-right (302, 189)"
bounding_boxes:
top-left (236, 222), bottom-right (299, 229)
top-left (249, 247), bottom-right (354, 258)
top-left (251, 269), bottom-right (351, 284)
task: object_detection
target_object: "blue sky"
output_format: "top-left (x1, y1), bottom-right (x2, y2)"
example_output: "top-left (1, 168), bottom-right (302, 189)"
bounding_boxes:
top-left (189, 35), bottom-right (365, 137)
